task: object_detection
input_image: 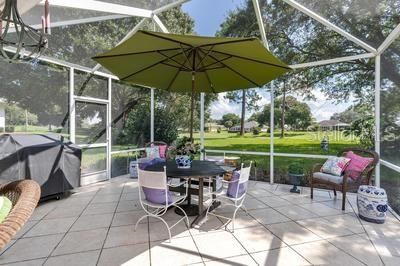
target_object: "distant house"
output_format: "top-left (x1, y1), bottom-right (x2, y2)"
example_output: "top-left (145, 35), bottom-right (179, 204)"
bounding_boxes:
top-left (229, 121), bottom-right (259, 133)
top-left (205, 122), bottom-right (225, 132)
top-left (318, 120), bottom-right (350, 131)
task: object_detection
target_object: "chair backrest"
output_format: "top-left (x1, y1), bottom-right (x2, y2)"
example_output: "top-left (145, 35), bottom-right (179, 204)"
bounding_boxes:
top-left (338, 148), bottom-right (379, 184)
top-left (137, 167), bottom-right (167, 190)
top-left (239, 161), bottom-right (252, 184)
top-left (228, 162), bottom-right (252, 200)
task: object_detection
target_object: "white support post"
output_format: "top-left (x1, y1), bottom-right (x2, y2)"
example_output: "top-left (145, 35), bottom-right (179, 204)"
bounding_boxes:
top-left (282, 0), bottom-right (377, 54)
top-left (69, 67), bottom-right (76, 143)
top-left (377, 23), bottom-right (400, 55)
top-left (107, 78), bottom-right (112, 180)
top-left (375, 55), bottom-right (381, 187)
top-left (153, 15), bottom-right (169, 33)
top-left (150, 88), bottom-right (155, 142)
top-left (200, 93), bottom-right (205, 160)
top-left (290, 53), bottom-right (375, 69)
top-left (252, 0), bottom-right (269, 50)
top-left (270, 82), bottom-right (274, 184)
top-left (152, 0), bottom-right (190, 15)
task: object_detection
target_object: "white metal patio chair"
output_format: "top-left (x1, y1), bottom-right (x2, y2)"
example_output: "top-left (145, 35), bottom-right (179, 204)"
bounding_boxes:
top-left (135, 166), bottom-right (189, 242)
top-left (205, 162), bottom-right (252, 232)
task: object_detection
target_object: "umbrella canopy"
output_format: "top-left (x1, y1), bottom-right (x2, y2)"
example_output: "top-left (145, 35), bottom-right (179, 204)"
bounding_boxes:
top-left (93, 30), bottom-right (291, 139)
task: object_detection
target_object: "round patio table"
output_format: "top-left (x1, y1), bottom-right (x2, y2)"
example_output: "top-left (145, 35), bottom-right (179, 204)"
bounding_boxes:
top-left (144, 160), bottom-right (229, 225)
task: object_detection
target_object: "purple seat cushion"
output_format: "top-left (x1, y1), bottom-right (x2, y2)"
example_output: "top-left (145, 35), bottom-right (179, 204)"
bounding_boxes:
top-left (227, 170), bottom-right (247, 198)
top-left (138, 157), bottom-right (165, 170)
top-left (142, 187), bottom-right (173, 204)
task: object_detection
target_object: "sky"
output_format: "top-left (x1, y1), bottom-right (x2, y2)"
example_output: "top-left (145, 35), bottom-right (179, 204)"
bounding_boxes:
top-left (182, 0), bottom-right (352, 122)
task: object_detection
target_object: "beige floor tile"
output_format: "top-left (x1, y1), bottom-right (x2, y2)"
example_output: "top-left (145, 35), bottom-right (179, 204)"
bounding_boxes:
top-left (321, 213), bottom-right (365, 234)
top-left (111, 210), bottom-right (147, 227)
top-left (274, 205), bottom-right (319, 221)
top-left (381, 254), bottom-right (400, 266)
top-left (329, 234), bottom-right (383, 266)
top-left (57, 196), bottom-right (92, 208)
top-left (98, 243), bottom-right (150, 266)
top-left (232, 226), bottom-right (286, 253)
top-left (91, 193), bottom-right (121, 204)
top-left (70, 213), bottom-right (114, 231)
top-left (205, 254), bottom-right (257, 266)
top-left (193, 231), bottom-right (247, 261)
top-left (266, 221), bottom-right (321, 245)
top-left (241, 198), bottom-right (268, 210)
top-left (97, 186), bottom-right (123, 195)
top-left (150, 237), bottom-right (203, 266)
top-left (0, 234), bottom-right (64, 264)
top-left (297, 217), bottom-right (354, 239)
top-left (319, 198), bottom-right (353, 212)
top-left (120, 192), bottom-right (139, 201)
top-left (13, 221), bottom-right (39, 239)
top-left (82, 202), bottom-right (118, 216)
top-left (116, 200), bottom-right (142, 212)
top-left (247, 188), bottom-right (274, 198)
top-left (224, 214), bottom-right (261, 230)
top-left (258, 196), bottom-right (292, 208)
top-left (251, 246), bottom-right (311, 266)
top-left (104, 223), bottom-right (148, 248)
top-left (365, 221), bottom-right (400, 258)
top-left (280, 194), bottom-right (328, 205)
top-left (298, 202), bottom-right (345, 217)
top-left (24, 217), bottom-right (76, 237)
top-left (190, 215), bottom-right (224, 235)
top-left (1, 259), bottom-right (47, 266)
top-left (29, 202), bottom-right (58, 221)
top-left (248, 208), bottom-right (291, 225)
top-left (149, 219), bottom-right (190, 241)
top-left (52, 228), bottom-right (108, 256)
top-left (292, 240), bottom-right (364, 265)
top-left (44, 205), bottom-right (85, 220)
top-left (45, 250), bottom-right (100, 266)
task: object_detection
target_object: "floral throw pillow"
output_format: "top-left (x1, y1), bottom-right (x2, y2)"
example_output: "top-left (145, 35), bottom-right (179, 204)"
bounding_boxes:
top-left (320, 156), bottom-right (351, 176)
top-left (145, 146), bottom-right (160, 159)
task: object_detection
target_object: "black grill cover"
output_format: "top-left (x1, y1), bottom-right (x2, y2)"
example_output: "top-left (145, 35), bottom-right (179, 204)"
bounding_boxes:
top-left (0, 134), bottom-right (81, 198)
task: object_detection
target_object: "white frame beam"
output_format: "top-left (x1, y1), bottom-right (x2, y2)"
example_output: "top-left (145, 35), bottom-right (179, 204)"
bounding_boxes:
top-left (39, 0), bottom-right (152, 18)
top-left (282, 0), bottom-right (377, 54)
top-left (252, 0), bottom-right (269, 50)
top-left (153, 0), bottom-right (190, 15)
top-left (374, 55), bottom-right (381, 187)
top-left (377, 23), bottom-right (400, 55)
top-left (153, 15), bottom-right (169, 33)
top-left (200, 93), bottom-right (205, 160)
top-left (290, 53), bottom-right (375, 69)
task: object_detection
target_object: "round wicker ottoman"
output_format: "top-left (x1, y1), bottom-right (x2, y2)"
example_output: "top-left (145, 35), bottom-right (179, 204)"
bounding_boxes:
top-left (357, 185), bottom-right (388, 224)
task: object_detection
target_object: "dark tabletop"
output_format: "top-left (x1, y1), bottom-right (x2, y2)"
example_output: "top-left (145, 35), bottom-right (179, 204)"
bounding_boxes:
top-left (144, 160), bottom-right (227, 177)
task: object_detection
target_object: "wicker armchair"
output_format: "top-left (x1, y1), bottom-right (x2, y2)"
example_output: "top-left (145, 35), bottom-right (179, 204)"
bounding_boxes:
top-left (0, 180), bottom-right (41, 250)
top-left (310, 148), bottom-right (379, 210)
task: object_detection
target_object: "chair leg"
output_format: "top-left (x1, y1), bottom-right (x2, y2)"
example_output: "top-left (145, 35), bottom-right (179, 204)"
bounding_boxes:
top-left (333, 189), bottom-right (337, 197)
top-left (310, 183), bottom-right (314, 199)
top-left (134, 215), bottom-right (149, 232)
top-left (230, 207), bottom-right (240, 233)
top-left (175, 204), bottom-right (190, 227)
top-left (342, 190), bottom-right (346, 211)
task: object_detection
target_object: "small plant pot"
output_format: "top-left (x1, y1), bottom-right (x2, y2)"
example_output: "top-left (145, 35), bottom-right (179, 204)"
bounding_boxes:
top-left (289, 173), bottom-right (304, 193)
top-left (175, 155), bottom-right (192, 169)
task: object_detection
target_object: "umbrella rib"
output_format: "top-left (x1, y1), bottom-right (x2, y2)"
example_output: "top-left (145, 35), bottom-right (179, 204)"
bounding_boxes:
top-left (140, 30), bottom-right (194, 48)
top-left (120, 50), bottom-right (184, 80)
top-left (93, 47), bottom-right (182, 59)
top-left (166, 69), bottom-right (181, 91)
top-left (197, 55), bottom-right (232, 71)
top-left (195, 46), bottom-right (214, 70)
top-left (207, 53), bottom-right (262, 87)
top-left (158, 50), bottom-right (192, 71)
top-left (197, 49), bottom-right (216, 93)
top-left (212, 50), bottom-right (291, 70)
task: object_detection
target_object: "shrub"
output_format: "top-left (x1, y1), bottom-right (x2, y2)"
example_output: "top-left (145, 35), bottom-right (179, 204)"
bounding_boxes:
top-left (253, 127), bottom-right (261, 135)
top-left (217, 128), bottom-right (221, 133)
top-left (288, 163), bottom-right (304, 175)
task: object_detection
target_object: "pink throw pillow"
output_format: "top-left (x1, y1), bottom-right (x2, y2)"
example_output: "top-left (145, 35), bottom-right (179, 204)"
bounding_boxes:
top-left (344, 151), bottom-right (373, 180)
top-left (158, 145), bottom-right (168, 158)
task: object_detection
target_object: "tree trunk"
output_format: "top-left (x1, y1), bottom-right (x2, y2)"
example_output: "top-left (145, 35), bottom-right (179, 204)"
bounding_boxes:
top-left (280, 80), bottom-right (286, 139)
top-left (240, 89), bottom-right (246, 136)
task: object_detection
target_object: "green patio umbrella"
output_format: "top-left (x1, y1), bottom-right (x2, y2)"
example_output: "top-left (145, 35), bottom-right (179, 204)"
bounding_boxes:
top-left (93, 30), bottom-right (291, 140)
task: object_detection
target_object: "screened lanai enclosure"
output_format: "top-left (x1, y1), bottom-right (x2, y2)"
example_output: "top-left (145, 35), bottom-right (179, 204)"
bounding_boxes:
top-left (0, 0), bottom-right (400, 212)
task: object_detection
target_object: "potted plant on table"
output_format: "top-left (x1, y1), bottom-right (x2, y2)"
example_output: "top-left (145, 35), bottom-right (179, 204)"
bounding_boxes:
top-left (169, 136), bottom-right (199, 169)
top-left (288, 163), bottom-right (305, 193)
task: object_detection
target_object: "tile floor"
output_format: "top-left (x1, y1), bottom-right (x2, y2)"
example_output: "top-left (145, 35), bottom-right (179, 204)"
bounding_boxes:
top-left (1, 176), bottom-right (400, 266)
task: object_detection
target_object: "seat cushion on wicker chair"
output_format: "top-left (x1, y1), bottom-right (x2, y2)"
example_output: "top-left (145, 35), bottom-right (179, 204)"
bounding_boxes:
top-left (0, 196), bottom-right (12, 223)
top-left (313, 172), bottom-right (353, 184)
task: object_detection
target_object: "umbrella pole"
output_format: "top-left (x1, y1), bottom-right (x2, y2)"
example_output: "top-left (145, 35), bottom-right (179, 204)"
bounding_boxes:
top-left (190, 71), bottom-right (195, 142)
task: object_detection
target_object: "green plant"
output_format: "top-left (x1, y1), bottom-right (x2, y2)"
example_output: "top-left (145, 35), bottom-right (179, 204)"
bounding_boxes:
top-left (169, 136), bottom-right (200, 159)
top-left (253, 127), bottom-right (261, 135)
top-left (217, 128), bottom-right (221, 133)
top-left (288, 163), bottom-right (304, 175)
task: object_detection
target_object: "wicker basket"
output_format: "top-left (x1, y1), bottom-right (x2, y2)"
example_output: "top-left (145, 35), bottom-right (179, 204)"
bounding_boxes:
top-left (0, 180), bottom-right (41, 250)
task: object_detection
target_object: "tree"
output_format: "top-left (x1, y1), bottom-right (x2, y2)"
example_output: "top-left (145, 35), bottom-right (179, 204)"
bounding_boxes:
top-left (220, 113), bottom-right (241, 128)
top-left (330, 106), bottom-right (362, 123)
top-left (256, 96), bottom-right (312, 131)
top-left (224, 90), bottom-right (261, 135)
top-left (5, 104), bottom-right (38, 126)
